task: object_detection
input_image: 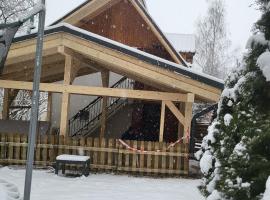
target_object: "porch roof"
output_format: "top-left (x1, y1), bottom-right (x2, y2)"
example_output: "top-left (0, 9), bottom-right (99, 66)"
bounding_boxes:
top-left (3, 24), bottom-right (223, 102)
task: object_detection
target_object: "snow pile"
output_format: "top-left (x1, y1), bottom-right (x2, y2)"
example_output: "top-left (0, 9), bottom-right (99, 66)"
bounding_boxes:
top-left (257, 51), bottom-right (270, 81)
top-left (224, 114), bottom-right (233, 126)
top-left (246, 33), bottom-right (269, 49)
top-left (190, 62), bottom-right (203, 72)
top-left (233, 141), bottom-right (247, 157)
top-left (263, 177), bottom-right (270, 200)
top-left (0, 182), bottom-right (7, 200)
top-left (56, 154), bottom-right (90, 162)
top-left (207, 190), bottom-right (222, 200)
top-left (266, 2), bottom-right (270, 10)
top-left (199, 151), bottom-right (213, 175)
top-left (0, 179), bottom-right (21, 200)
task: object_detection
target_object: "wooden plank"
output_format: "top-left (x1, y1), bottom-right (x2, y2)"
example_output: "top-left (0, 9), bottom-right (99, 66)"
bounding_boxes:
top-left (41, 135), bottom-right (48, 166)
top-left (184, 143), bottom-right (189, 175)
top-left (59, 93), bottom-right (70, 136)
top-left (154, 142), bottom-right (160, 172)
top-left (107, 138), bottom-right (113, 167)
top-left (169, 145), bottom-right (174, 172)
top-left (0, 134), bottom-right (6, 160)
top-left (131, 140), bottom-right (137, 171)
top-left (165, 100), bottom-right (185, 127)
top-left (146, 142), bottom-right (152, 173)
top-left (139, 141), bottom-right (145, 169)
top-left (0, 80), bottom-right (191, 102)
top-left (49, 135), bottom-right (56, 163)
top-left (176, 144), bottom-right (181, 172)
top-left (161, 143), bottom-right (167, 171)
top-left (62, 34), bottom-right (221, 102)
top-left (14, 134), bottom-right (20, 161)
top-left (117, 139), bottom-right (123, 170)
top-left (100, 138), bottom-right (106, 166)
top-left (159, 101), bottom-right (166, 142)
top-left (35, 135), bottom-right (41, 164)
top-left (2, 89), bottom-right (10, 120)
top-left (59, 55), bottom-right (74, 136)
top-left (58, 136), bottom-right (64, 156)
top-left (93, 138), bottom-right (99, 166)
top-left (46, 92), bottom-right (52, 122)
top-left (124, 140), bottom-right (130, 169)
top-left (7, 135), bottom-right (14, 163)
top-left (184, 102), bottom-right (193, 138)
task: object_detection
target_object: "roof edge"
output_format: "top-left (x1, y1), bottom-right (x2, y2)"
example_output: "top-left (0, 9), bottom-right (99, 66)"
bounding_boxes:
top-left (13, 23), bottom-right (224, 90)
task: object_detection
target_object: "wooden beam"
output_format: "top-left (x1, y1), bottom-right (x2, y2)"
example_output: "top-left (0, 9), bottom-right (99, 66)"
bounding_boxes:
top-left (100, 71), bottom-right (110, 139)
top-left (0, 80), bottom-right (192, 102)
top-left (164, 101), bottom-right (185, 127)
top-left (59, 55), bottom-right (73, 136)
top-left (3, 54), bottom-right (64, 75)
top-left (2, 89), bottom-right (10, 120)
top-left (60, 92), bottom-right (70, 136)
top-left (62, 34), bottom-right (221, 102)
top-left (6, 46), bottom-right (60, 66)
top-left (58, 46), bottom-right (104, 72)
top-left (62, 0), bottom-right (121, 25)
top-left (183, 102), bottom-right (193, 138)
top-left (159, 101), bottom-right (166, 142)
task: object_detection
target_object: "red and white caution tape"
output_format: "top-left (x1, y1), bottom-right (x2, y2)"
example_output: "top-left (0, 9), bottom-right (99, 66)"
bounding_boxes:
top-left (119, 128), bottom-right (190, 153)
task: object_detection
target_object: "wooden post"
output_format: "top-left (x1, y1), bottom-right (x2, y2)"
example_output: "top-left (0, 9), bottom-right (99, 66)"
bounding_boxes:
top-left (2, 88), bottom-right (10, 120)
top-left (159, 101), bottom-right (166, 142)
top-left (46, 92), bottom-right (52, 122)
top-left (59, 55), bottom-right (73, 136)
top-left (100, 71), bottom-right (109, 139)
top-left (183, 102), bottom-right (193, 139)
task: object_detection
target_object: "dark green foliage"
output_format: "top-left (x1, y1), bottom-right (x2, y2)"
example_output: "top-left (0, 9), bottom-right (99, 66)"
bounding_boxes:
top-left (197, 0), bottom-right (270, 199)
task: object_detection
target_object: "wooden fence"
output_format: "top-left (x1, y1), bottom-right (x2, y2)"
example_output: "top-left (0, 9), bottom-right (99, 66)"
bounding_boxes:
top-left (0, 133), bottom-right (189, 176)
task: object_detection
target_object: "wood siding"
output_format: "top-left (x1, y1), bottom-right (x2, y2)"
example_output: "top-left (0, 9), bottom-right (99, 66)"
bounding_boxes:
top-left (79, 0), bottom-right (173, 61)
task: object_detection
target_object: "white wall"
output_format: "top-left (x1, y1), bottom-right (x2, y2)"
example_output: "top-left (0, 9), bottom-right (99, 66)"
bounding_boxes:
top-left (51, 72), bottom-right (123, 128)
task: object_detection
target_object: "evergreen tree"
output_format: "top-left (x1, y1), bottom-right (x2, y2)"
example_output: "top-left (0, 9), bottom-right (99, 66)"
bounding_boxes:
top-left (196, 1), bottom-right (270, 199)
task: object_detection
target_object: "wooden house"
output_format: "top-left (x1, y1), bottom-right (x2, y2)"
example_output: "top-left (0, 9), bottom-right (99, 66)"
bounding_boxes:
top-left (0, 0), bottom-right (223, 140)
top-left (0, 0), bottom-right (223, 175)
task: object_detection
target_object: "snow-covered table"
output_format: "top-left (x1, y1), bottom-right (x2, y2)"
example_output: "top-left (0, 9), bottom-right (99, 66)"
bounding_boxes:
top-left (55, 155), bottom-right (90, 177)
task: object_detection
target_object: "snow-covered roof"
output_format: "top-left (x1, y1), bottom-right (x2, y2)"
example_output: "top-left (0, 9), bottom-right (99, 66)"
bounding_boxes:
top-left (14, 23), bottom-right (224, 90)
top-left (165, 33), bottom-right (196, 53)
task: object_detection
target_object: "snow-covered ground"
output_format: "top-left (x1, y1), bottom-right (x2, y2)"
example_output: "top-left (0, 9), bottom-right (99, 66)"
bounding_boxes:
top-left (0, 166), bottom-right (204, 200)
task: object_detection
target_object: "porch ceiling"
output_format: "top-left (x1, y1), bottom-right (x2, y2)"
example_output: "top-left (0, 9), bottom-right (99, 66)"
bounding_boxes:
top-left (3, 24), bottom-right (223, 102)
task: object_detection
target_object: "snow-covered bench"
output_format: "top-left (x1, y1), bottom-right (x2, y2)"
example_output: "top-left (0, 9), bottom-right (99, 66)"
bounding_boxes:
top-left (55, 155), bottom-right (90, 177)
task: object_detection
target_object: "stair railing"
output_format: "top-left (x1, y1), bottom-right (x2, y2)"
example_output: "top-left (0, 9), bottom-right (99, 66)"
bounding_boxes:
top-left (68, 77), bottom-right (134, 137)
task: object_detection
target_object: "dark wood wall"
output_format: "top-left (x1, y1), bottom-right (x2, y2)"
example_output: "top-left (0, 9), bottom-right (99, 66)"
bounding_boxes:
top-left (77, 0), bottom-right (181, 141)
top-left (79, 0), bottom-right (173, 61)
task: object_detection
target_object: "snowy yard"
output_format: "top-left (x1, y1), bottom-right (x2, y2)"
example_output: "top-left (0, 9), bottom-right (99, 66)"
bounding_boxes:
top-left (0, 166), bottom-right (204, 200)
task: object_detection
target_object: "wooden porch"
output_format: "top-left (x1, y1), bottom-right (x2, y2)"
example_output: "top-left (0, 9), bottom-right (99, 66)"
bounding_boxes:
top-left (0, 24), bottom-right (223, 140)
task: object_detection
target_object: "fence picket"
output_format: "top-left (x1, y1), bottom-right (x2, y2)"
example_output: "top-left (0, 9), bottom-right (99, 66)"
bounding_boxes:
top-left (0, 133), bottom-right (189, 176)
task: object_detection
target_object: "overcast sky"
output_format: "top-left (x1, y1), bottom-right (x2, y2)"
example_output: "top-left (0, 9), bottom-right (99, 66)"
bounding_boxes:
top-left (46, 0), bottom-right (261, 53)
